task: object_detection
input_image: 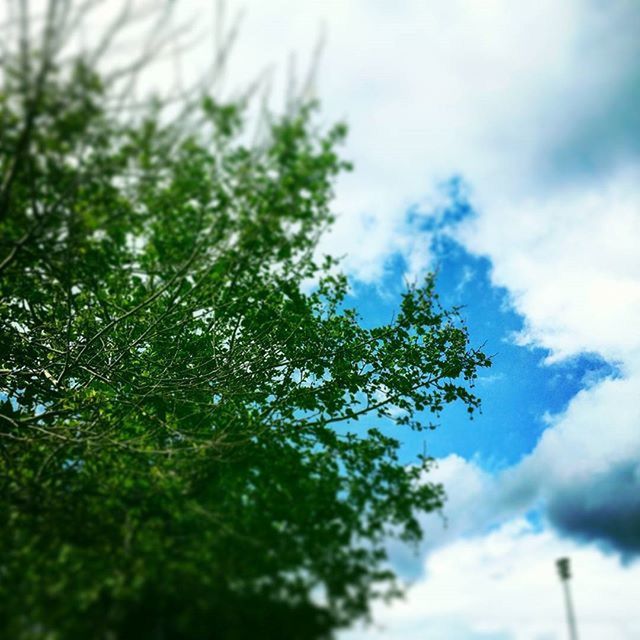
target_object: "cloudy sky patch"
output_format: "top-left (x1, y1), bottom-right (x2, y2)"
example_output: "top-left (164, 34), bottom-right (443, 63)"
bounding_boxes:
top-left (207, 2), bottom-right (640, 635)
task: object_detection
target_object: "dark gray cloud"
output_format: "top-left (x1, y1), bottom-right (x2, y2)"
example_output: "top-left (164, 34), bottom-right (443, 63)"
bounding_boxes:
top-left (547, 462), bottom-right (640, 558)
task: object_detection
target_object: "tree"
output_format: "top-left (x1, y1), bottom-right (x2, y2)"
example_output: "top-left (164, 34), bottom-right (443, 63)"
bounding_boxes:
top-left (0, 2), bottom-right (491, 638)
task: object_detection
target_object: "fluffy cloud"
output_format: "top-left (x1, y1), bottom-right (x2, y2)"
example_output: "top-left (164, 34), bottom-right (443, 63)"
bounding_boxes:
top-left (345, 518), bottom-right (640, 640)
top-left (508, 374), bottom-right (640, 555)
top-left (374, 372), bottom-right (640, 638)
top-left (222, 0), bottom-right (640, 286)
top-left (404, 375), bottom-right (640, 567)
top-left (106, 0), bottom-right (633, 283)
top-left (458, 166), bottom-right (640, 365)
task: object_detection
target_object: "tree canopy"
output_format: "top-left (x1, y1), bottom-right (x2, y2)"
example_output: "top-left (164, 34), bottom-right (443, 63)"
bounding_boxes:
top-left (0, 2), bottom-right (490, 638)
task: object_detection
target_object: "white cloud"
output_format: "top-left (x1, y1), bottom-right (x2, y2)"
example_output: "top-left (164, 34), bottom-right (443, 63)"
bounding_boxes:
top-left (375, 372), bottom-right (640, 639)
top-left (218, 0), bottom-right (640, 288)
top-left (386, 454), bottom-right (503, 577)
top-left (344, 519), bottom-right (640, 640)
top-left (514, 374), bottom-right (640, 488)
top-left (412, 374), bottom-right (640, 566)
top-left (507, 373), bottom-right (640, 554)
top-left (458, 165), bottom-right (640, 365)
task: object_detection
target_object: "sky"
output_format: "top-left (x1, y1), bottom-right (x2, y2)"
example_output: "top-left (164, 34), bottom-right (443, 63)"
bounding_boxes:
top-left (214, 2), bottom-right (640, 638)
top-left (34, 1), bottom-right (640, 637)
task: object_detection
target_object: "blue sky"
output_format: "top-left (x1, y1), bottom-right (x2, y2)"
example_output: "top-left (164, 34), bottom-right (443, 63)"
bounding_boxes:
top-left (346, 191), bottom-right (620, 470)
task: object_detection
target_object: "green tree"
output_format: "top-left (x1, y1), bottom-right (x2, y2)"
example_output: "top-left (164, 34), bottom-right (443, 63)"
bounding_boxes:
top-left (0, 2), bottom-right (490, 638)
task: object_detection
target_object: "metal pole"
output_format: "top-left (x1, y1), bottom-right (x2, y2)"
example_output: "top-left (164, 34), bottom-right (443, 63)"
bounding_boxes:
top-left (556, 557), bottom-right (579, 640)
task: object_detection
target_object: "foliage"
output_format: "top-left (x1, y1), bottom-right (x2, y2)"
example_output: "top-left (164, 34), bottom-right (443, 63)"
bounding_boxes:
top-left (0, 4), bottom-right (490, 638)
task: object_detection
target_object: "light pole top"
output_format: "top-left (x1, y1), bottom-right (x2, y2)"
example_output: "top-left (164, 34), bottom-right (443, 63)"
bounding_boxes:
top-left (557, 557), bottom-right (571, 581)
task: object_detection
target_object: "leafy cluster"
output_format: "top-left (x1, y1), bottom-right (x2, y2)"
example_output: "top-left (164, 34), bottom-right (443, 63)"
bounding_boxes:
top-left (0, 10), bottom-right (490, 640)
